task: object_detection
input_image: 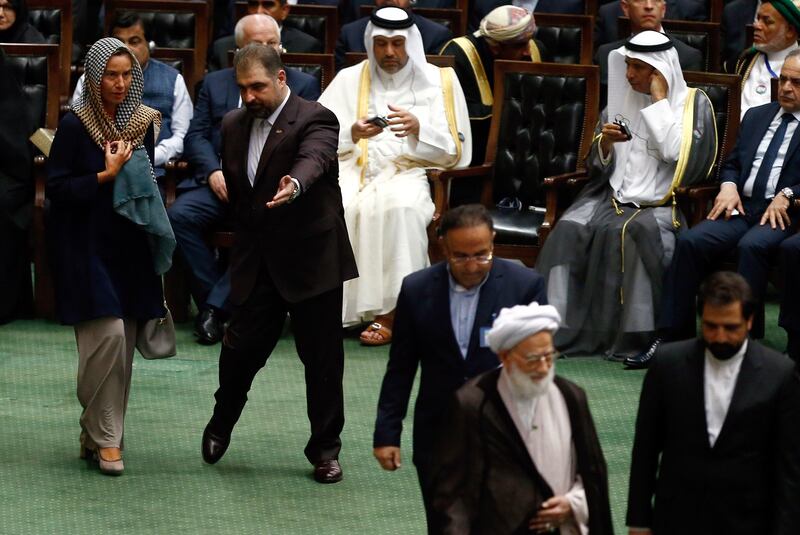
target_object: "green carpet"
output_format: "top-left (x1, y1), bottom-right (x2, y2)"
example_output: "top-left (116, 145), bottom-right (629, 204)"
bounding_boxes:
top-left (0, 305), bottom-right (787, 534)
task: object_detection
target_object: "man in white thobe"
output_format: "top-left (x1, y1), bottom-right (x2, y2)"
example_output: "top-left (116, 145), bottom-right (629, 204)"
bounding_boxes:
top-left (318, 6), bottom-right (471, 344)
top-left (432, 302), bottom-right (613, 534)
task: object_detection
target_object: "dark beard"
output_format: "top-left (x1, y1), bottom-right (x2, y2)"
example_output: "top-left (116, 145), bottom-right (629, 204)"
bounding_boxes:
top-left (706, 340), bottom-right (744, 360)
top-left (245, 103), bottom-right (272, 118)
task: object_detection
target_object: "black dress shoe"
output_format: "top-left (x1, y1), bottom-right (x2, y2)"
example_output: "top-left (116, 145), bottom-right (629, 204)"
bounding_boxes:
top-left (313, 459), bottom-right (343, 484)
top-left (201, 426), bottom-right (230, 464)
top-left (624, 339), bottom-right (661, 370)
top-left (194, 308), bottom-right (223, 345)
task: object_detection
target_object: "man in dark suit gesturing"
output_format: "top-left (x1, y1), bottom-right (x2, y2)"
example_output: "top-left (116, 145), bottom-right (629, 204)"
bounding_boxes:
top-left (200, 43), bottom-right (358, 484)
top-left (627, 271), bottom-right (800, 535)
top-left (372, 204), bottom-right (547, 531)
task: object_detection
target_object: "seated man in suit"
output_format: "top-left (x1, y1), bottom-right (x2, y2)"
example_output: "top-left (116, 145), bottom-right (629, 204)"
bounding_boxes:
top-left (335, 0), bottom-right (452, 71)
top-left (441, 5), bottom-right (548, 166)
top-left (209, 0), bottom-right (321, 71)
top-left (72, 11), bottom-right (193, 178)
top-left (721, 0), bottom-right (758, 72)
top-left (734, 0), bottom-right (800, 118)
top-left (373, 204), bottom-right (548, 533)
top-left (537, 31), bottom-right (716, 360)
top-left (627, 272), bottom-right (800, 535)
top-left (319, 7), bottom-right (471, 344)
top-left (432, 301), bottom-right (613, 535)
top-left (635, 49), bottom-right (800, 368)
top-left (168, 14), bottom-right (319, 345)
top-left (595, 0), bottom-right (703, 108)
top-left (595, 0), bottom-right (707, 48)
top-left (468, 0), bottom-right (585, 33)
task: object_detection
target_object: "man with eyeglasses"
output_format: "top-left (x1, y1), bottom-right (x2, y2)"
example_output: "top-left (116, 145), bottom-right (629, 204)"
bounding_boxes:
top-left (169, 14), bottom-right (318, 345)
top-left (432, 301), bottom-right (613, 535)
top-left (209, 0), bottom-right (321, 71)
top-left (372, 204), bottom-right (547, 533)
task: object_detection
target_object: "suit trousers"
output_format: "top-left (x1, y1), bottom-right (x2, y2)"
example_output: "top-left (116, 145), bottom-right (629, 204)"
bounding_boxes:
top-left (208, 268), bottom-right (345, 464)
top-left (659, 201), bottom-right (793, 339)
top-left (73, 317), bottom-right (137, 450)
top-left (415, 454), bottom-right (442, 535)
top-left (779, 233), bottom-right (800, 361)
top-left (167, 185), bottom-right (230, 311)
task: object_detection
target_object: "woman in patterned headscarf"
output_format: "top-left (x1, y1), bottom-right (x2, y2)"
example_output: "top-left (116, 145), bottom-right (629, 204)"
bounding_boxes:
top-left (46, 37), bottom-right (167, 476)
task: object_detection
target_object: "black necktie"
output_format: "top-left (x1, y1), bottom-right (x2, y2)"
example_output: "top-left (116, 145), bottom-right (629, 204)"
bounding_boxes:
top-left (752, 113), bottom-right (795, 200)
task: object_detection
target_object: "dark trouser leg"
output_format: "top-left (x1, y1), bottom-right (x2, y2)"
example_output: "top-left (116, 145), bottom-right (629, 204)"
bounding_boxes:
top-left (168, 187), bottom-right (226, 308)
top-left (289, 286), bottom-right (345, 463)
top-left (414, 456), bottom-right (442, 535)
top-left (659, 217), bottom-right (750, 340)
top-left (779, 234), bottom-right (800, 362)
top-left (208, 271), bottom-right (286, 436)
top-left (736, 223), bottom-right (793, 338)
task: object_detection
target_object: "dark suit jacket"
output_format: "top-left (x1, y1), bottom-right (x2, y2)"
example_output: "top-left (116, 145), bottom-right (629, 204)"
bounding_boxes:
top-left (373, 258), bottom-right (547, 464)
top-left (433, 369), bottom-right (614, 535)
top-left (594, 0), bottom-right (708, 47)
top-left (220, 94), bottom-right (357, 304)
top-left (595, 34), bottom-right (703, 107)
top-left (721, 0), bottom-right (758, 72)
top-left (626, 338), bottom-right (800, 534)
top-left (208, 27), bottom-right (321, 71)
top-left (720, 102), bottom-right (800, 199)
top-left (183, 67), bottom-right (320, 188)
top-left (334, 13), bottom-right (452, 70)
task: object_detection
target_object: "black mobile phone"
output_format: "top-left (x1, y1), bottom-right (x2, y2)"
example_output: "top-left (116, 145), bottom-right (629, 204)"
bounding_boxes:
top-left (366, 115), bottom-right (390, 128)
top-left (614, 119), bottom-right (632, 141)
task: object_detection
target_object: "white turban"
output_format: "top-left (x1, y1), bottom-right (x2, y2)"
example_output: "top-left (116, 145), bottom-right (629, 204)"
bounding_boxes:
top-left (475, 5), bottom-right (537, 45)
top-left (486, 302), bottom-right (561, 354)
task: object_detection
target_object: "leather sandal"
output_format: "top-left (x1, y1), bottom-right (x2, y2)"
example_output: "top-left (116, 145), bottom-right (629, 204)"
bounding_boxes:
top-left (359, 322), bottom-right (393, 346)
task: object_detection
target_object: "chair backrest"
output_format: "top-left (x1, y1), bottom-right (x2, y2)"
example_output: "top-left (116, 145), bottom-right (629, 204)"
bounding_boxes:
top-left (617, 17), bottom-right (721, 72)
top-left (533, 13), bottom-right (593, 65)
top-left (105, 0), bottom-right (209, 89)
top-left (27, 0), bottom-right (72, 98)
top-left (683, 72), bottom-right (741, 182)
top-left (0, 43), bottom-right (60, 129)
top-left (487, 61), bottom-right (599, 207)
top-left (343, 52), bottom-right (455, 69)
top-left (282, 52), bottom-right (335, 92)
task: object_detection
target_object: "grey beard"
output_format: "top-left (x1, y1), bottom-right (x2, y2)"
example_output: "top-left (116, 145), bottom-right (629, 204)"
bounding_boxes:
top-left (506, 363), bottom-right (555, 400)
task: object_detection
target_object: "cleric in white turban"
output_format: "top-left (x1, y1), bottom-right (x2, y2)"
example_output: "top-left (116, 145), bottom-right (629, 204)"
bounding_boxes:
top-left (432, 302), bottom-right (613, 535)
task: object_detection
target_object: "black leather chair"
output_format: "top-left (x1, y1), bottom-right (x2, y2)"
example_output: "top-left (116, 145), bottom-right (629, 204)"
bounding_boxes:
top-left (27, 0), bottom-right (73, 99)
top-left (1, 43), bottom-right (60, 319)
top-left (151, 46), bottom-right (199, 99)
top-left (282, 52), bottom-right (335, 92)
top-left (428, 61), bottom-right (600, 266)
top-left (533, 13), bottom-right (593, 65)
top-left (105, 0), bottom-right (210, 91)
top-left (618, 17), bottom-right (721, 72)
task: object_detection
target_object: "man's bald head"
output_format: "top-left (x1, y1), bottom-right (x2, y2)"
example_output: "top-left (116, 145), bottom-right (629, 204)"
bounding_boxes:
top-left (234, 13), bottom-right (281, 52)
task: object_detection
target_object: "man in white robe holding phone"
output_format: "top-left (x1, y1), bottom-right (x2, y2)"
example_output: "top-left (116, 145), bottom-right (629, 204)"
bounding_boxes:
top-left (319, 6), bottom-right (471, 345)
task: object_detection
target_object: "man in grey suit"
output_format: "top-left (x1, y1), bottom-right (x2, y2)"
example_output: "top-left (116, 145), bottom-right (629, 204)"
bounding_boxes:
top-left (626, 271), bottom-right (800, 534)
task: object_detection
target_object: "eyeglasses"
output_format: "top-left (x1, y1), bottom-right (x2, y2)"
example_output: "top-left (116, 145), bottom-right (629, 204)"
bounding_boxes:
top-left (0, 3), bottom-right (15, 12)
top-left (511, 349), bottom-right (559, 367)
top-left (449, 251), bottom-right (493, 265)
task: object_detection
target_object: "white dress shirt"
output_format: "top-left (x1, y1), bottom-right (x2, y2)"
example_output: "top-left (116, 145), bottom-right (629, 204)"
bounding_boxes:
top-left (733, 108), bottom-right (800, 199)
top-left (247, 88), bottom-right (291, 186)
top-left (704, 339), bottom-right (747, 447)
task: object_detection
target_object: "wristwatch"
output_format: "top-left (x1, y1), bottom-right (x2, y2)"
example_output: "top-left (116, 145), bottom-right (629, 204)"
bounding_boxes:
top-left (780, 187), bottom-right (795, 201)
top-left (288, 177), bottom-right (301, 203)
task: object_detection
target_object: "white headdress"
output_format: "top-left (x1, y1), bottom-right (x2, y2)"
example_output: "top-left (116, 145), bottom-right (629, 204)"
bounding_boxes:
top-left (363, 6), bottom-right (437, 85)
top-left (486, 302), bottom-right (561, 354)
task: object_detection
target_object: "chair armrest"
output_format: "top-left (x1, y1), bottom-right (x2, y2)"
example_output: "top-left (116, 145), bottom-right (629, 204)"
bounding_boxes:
top-left (676, 184), bottom-right (719, 227)
top-left (34, 155), bottom-right (47, 209)
top-left (676, 184), bottom-right (719, 199)
top-left (543, 169), bottom-right (589, 187)
top-left (163, 158), bottom-right (189, 208)
top-left (427, 164), bottom-right (494, 183)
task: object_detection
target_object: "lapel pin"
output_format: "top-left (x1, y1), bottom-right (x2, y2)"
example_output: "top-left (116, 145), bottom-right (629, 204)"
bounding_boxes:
top-left (275, 128), bottom-right (284, 134)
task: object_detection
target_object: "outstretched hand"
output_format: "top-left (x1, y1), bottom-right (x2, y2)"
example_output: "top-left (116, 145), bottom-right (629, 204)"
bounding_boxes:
top-left (266, 175), bottom-right (296, 208)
